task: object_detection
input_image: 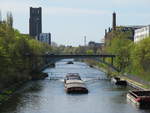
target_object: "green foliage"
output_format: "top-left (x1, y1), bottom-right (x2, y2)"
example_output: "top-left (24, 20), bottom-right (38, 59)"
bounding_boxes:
top-left (86, 49), bottom-right (94, 55)
top-left (0, 22), bottom-right (52, 90)
top-left (132, 38), bottom-right (150, 71)
top-left (130, 38), bottom-right (150, 81)
top-left (106, 31), bottom-right (133, 71)
top-left (52, 45), bottom-right (102, 55)
top-left (105, 30), bottom-right (150, 82)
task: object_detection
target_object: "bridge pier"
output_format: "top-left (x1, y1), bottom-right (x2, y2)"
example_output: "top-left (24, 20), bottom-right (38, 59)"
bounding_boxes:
top-left (111, 57), bottom-right (114, 65)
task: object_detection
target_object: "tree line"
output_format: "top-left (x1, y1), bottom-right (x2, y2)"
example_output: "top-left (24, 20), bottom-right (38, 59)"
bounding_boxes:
top-left (0, 17), bottom-right (53, 90)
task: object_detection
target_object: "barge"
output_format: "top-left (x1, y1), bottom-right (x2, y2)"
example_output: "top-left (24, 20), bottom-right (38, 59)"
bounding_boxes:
top-left (111, 77), bottom-right (127, 86)
top-left (127, 90), bottom-right (150, 109)
top-left (64, 73), bottom-right (88, 94)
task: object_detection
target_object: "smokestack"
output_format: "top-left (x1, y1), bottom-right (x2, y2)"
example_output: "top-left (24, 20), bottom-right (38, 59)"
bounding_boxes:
top-left (112, 12), bottom-right (116, 30)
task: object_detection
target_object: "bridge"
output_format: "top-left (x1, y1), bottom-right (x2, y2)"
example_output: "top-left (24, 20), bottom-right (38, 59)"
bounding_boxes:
top-left (26, 54), bottom-right (117, 71)
top-left (39, 54), bottom-right (116, 58)
top-left (27, 54), bottom-right (115, 64)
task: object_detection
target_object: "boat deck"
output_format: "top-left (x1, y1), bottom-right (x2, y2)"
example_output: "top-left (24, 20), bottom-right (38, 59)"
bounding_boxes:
top-left (127, 90), bottom-right (150, 109)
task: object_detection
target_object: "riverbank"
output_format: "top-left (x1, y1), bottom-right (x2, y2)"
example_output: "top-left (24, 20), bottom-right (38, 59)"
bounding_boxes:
top-left (84, 59), bottom-right (150, 90)
top-left (119, 76), bottom-right (148, 90)
top-left (0, 60), bottom-right (56, 104)
top-left (102, 67), bottom-right (150, 90)
top-left (0, 70), bottom-right (48, 104)
top-left (31, 71), bottom-right (48, 80)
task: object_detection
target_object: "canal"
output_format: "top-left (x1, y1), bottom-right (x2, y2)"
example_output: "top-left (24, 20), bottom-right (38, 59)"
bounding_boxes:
top-left (0, 59), bottom-right (150, 113)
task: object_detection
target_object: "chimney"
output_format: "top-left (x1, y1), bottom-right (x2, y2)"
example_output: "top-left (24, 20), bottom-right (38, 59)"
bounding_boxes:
top-left (112, 12), bottom-right (116, 30)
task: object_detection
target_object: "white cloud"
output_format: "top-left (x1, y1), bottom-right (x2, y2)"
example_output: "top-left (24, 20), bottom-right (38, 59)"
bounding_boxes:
top-left (113, 0), bottom-right (150, 5)
top-left (44, 7), bottom-right (109, 15)
top-left (0, 0), bottom-right (109, 15)
top-left (0, 0), bottom-right (40, 13)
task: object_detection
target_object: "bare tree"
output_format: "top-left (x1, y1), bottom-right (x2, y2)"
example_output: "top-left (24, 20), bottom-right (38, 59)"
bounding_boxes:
top-left (6, 11), bottom-right (13, 28)
top-left (0, 10), bottom-right (2, 22)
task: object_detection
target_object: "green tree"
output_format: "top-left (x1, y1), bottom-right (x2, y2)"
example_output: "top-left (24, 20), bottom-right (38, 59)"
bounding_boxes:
top-left (86, 49), bottom-right (94, 55)
top-left (131, 38), bottom-right (150, 73)
top-left (105, 31), bottom-right (133, 71)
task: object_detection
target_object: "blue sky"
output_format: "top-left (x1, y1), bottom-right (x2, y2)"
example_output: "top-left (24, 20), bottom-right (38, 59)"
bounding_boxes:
top-left (0, 0), bottom-right (150, 46)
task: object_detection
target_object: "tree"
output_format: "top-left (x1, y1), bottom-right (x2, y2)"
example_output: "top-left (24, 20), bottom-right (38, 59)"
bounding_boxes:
top-left (105, 31), bottom-right (133, 71)
top-left (86, 49), bottom-right (94, 55)
top-left (0, 10), bottom-right (2, 22)
top-left (132, 38), bottom-right (150, 72)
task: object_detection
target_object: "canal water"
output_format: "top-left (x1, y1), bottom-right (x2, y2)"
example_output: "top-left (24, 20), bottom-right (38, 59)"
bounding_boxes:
top-left (0, 59), bottom-right (150, 113)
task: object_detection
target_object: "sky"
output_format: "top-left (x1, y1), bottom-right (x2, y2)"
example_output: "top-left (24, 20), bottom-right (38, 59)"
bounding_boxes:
top-left (0, 0), bottom-right (150, 46)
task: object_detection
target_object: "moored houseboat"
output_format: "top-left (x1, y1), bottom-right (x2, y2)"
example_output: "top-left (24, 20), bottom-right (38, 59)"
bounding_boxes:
top-left (64, 73), bottom-right (88, 94)
top-left (127, 90), bottom-right (150, 109)
top-left (111, 77), bottom-right (127, 86)
top-left (67, 61), bottom-right (74, 64)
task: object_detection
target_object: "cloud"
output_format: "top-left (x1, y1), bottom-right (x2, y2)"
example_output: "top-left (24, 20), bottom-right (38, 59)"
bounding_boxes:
top-left (113, 0), bottom-right (150, 5)
top-left (0, 0), bottom-right (109, 16)
top-left (0, 0), bottom-right (40, 13)
top-left (44, 7), bottom-right (109, 15)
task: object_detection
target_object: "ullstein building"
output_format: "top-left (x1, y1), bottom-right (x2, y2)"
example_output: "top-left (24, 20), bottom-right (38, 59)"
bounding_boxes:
top-left (29, 7), bottom-right (51, 45)
top-left (29, 7), bottom-right (42, 38)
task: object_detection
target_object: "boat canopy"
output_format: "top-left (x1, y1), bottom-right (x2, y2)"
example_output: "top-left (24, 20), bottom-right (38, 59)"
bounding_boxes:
top-left (65, 83), bottom-right (86, 89)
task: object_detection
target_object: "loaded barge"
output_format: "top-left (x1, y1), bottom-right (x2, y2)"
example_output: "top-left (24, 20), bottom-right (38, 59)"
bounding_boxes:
top-left (64, 73), bottom-right (88, 94)
top-left (127, 90), bottom-right (150, 108)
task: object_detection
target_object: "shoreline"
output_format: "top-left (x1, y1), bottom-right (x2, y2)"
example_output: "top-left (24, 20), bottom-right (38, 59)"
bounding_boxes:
top-left (90, 64), bottom-right (149, 91)
top-left (0, 62), bottom-right (55, 104)
top-left (0, 68), bottom-right (49, 105)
